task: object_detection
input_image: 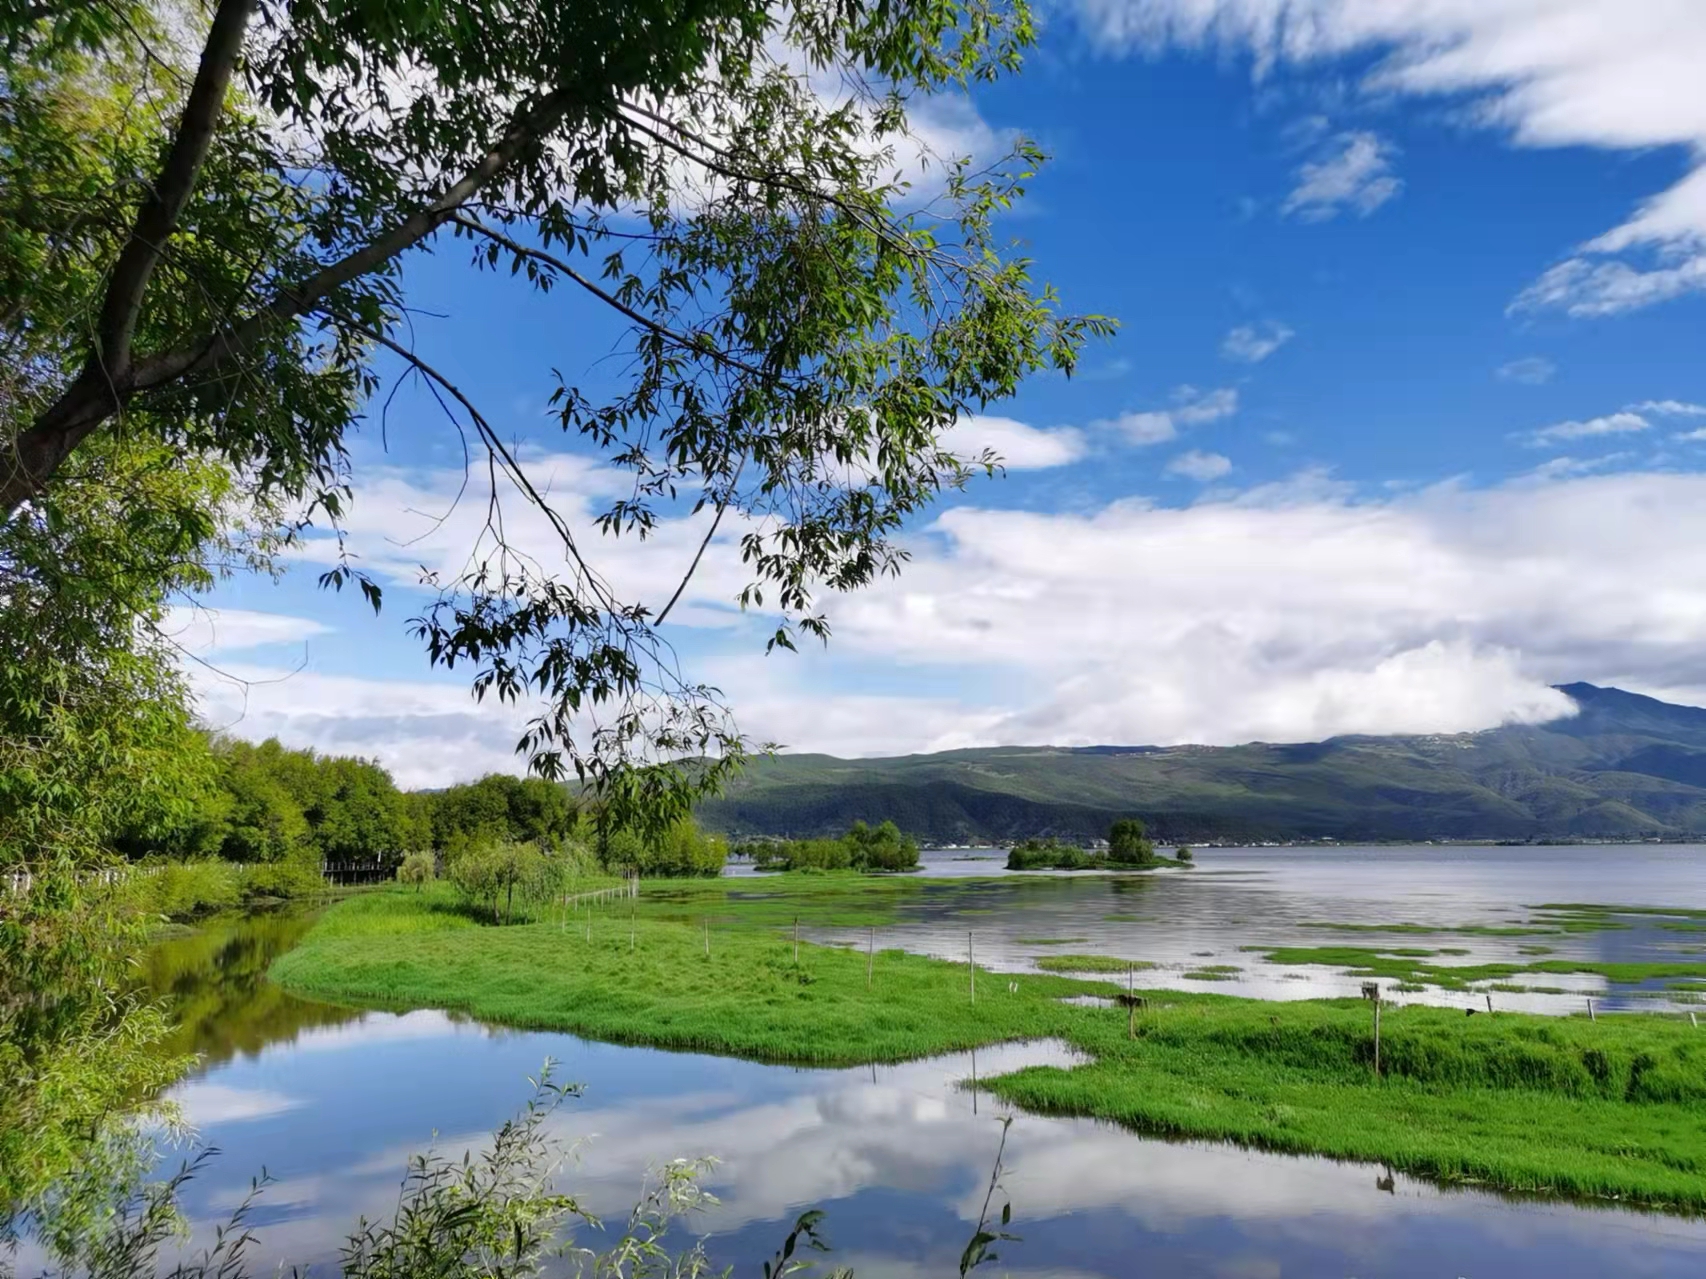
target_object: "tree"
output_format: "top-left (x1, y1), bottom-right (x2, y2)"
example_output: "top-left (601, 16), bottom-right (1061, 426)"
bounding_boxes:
top-left (396, 850), bottom-right (436, 892)
top-left (1, 0), bottom-right (1110, 824)
top-left (1107, 817), bottom-right (1154, 867)
top-left (428, 774), bottom-right (577, 854)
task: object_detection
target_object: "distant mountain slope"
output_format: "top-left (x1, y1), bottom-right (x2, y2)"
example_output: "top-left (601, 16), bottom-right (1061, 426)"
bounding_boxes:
top-left (696, 684), bottom-right (1706, 843)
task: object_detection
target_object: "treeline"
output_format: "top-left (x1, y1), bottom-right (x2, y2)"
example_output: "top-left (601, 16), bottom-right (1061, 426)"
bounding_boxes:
top-left (123, 737), bottom-right (725, 905)
top-left (734, 821), bottom-right (920, 873)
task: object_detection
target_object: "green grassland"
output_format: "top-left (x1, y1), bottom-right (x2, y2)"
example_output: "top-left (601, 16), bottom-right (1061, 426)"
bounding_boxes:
top-left (272, 884), bottom-right (1706, 1212)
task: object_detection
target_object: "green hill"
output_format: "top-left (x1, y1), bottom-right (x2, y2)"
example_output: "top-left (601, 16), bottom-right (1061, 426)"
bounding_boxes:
top-left (697, 684), bottom-right (1706, 844)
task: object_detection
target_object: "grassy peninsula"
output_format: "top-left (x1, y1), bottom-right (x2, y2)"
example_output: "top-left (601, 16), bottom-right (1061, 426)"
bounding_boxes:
top-left (273, 883), bottom-right (1706, 1213)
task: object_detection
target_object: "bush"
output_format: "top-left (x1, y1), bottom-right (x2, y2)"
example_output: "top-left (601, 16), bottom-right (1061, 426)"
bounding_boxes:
top-left (447, 842), bottom-right (567, 923)
top-left (396, 851), bottom-right (436, 891)
top-left (1175, 845), bottom-right (1193, 863)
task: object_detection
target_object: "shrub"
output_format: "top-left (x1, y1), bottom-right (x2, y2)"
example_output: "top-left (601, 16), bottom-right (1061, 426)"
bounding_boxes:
top-left (396, 851), bottom-right (436, 891)
top-left (448, 842), bottom-right (566, 923)
top-left (1175, 845), bottom-right (1193, 863)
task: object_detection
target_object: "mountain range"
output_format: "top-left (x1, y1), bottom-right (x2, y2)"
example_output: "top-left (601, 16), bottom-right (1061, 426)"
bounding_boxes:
top-left (696, 684), bottom-right (1706, 844)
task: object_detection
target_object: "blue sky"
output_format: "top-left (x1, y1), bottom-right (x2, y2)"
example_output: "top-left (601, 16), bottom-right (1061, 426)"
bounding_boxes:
top-left (180, 2), bottom-right (1706, 786)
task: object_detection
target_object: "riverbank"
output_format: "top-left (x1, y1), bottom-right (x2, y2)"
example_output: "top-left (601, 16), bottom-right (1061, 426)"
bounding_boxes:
top-left (271, 883), bottom-right (1706, 1212)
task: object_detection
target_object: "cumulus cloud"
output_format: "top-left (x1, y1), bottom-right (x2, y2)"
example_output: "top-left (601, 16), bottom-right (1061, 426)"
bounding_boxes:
top-left (1101, 386), bottom-right (1238, 446)
top-left (1519, 399), bottom-right (1705, 447)
top-left (1067, 0), bottom-right (1706, 316)
top-left (187, 458), bottom-right (1706, 782)
top-left (1634, 399), bottom-right (1706, 417)
top-left (940, 414), bottom-right (1087, 469)
top-left (1496, 357), bottom-right (1556, 385)
top-left (1523, 410), bottom-right (1649, 447)
top-left (1221, 320), bottom-right (1295, 363)
top-left (1282, 131), bottom-right (1402, 221)
top-left (1165, 449), bottom-right (1233, 481)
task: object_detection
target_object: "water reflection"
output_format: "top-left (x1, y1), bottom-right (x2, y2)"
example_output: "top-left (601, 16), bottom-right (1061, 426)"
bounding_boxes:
top-left (142, 1008), bottom-right (1706, 1278)
top-left (56, 853), bottom-right (1706, 1279)
top-left (795, 845), bottom-right (1706, 1015)
top-left (137, 908), bottom-right (360, 1066)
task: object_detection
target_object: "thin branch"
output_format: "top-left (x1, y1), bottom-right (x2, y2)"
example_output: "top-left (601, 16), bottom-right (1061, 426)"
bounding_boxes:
top-left (346, 319), bottom-right (624, 616)
top-left (652, 462), bottom-right (742, 628)
top-left (447, 214), bottom-right (779, 382)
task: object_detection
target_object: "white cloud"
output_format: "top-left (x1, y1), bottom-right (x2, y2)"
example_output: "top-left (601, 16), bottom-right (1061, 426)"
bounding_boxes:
top-left (1523, 409), bottom-right (1648, 446)
top-left (941, 414), bottom-right (1087, 470)
top-left (1634, 399), bottom-right (1706, 417)
top-left (1282, 130), bottom-right (1402, 221)
top-left (192, 445), bottom-right (1706, 781)
top-left (187, 660), bottom-right (539, 788)
top-left (1520, 452), bottom-right (1634, 483)
top-left (1496, 357), bottom-right (1556, 385)
top-left (1068, 0), bottom-right (1706, 315)
top-left (1102, 386), bottom-right (1239, 446)
top-left (169, 1082), bottom-right (304, 1126)
top-left (163, 606), bottom-right (332, 655)
top-left (1221, 321), bottom-right (1295, 363)
top-left (1165, 449), bottom-right (1233, 481)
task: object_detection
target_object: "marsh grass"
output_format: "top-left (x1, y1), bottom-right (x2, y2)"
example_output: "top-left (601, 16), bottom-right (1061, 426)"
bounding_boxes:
top-left (1033, 955), bottom-right (1154, 974)
top-left (274, 885), bottom-right (1706, 1212)
top-left (1254, 944), bottom-right (1706, 992)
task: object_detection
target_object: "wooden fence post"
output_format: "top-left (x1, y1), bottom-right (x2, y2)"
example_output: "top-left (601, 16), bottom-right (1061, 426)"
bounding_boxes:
top-left (867, 927), bottom-right (875, 988)
top-left (1587, 996), bottom-right (1596, 1022)
top-left (1362, 982), bottom-right (1381, 1077)
top-left (1127, 965), bottom-right (1136, 1040)
top-left (968, 931), bottom-right (975, 1005)
top-left (793, 916), bottom-right (800, 964)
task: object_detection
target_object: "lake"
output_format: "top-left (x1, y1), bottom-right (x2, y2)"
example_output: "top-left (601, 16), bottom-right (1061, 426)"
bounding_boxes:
top-left (69, 847), bottom-right (1706, 1277)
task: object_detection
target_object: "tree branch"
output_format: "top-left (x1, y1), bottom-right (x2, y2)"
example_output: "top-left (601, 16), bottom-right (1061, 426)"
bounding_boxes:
top-left (448, 214), bottom-right (779, 382)
top-left (2, 83), bottom-right (583, 515)
top-left (96, 0), bottom-right (257, 377)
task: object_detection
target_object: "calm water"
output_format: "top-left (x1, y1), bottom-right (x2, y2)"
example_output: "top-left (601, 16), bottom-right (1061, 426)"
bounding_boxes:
top-left (41, 848), bottom-right (1706, 1277)
top-left (785, 845), bottom-right (1706, 1014)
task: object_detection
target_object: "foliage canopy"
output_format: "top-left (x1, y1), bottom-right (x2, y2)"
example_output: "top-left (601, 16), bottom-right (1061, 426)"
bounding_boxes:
top-left (1, 0), bottom-right (1109, 821)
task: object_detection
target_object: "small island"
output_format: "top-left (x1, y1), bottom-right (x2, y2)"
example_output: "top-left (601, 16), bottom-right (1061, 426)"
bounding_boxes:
top-left (1006, 818), bottom-right (1190, 870)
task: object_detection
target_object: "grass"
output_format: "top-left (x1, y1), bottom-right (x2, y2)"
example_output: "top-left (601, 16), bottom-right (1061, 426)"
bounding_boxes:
top-left (273, 885), bottom-right (1706, 1213)
top-left (1181, 966), bottom-right (1240, 981)
top-left (1251, 945), bottom-right (1706, 992)
top-left (1300, 920), bottom-right (1570, 938)
top-left (1015, 936), bottom-right (1089, 946)
top-left (1033, 954), bottom-right (1154, 974)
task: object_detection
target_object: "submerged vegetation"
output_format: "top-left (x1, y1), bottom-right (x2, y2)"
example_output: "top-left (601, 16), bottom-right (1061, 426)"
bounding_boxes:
top-left (1252, 944), bottom-right (1706, 993)
top-left (274, 884), bottom-right (1706, 1212)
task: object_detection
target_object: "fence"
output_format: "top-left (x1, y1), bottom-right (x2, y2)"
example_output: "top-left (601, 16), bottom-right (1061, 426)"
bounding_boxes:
top-left (320, 861), bottom-right (401, 886)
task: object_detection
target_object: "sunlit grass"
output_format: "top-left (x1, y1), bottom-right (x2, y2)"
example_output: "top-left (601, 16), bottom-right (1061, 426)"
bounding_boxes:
top-left (273, 883), bottom-right (1706, 1212)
